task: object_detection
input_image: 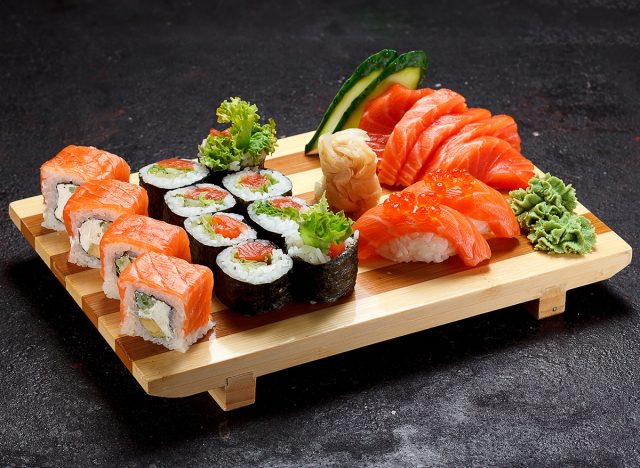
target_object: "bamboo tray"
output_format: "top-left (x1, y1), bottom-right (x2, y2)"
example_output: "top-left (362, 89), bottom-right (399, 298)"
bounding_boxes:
top-left (9, 131), bottom-right (632, 411)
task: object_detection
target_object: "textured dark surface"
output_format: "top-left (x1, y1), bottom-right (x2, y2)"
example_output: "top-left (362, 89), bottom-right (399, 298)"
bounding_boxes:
top-left (1, 0), bottom-right (639, 466)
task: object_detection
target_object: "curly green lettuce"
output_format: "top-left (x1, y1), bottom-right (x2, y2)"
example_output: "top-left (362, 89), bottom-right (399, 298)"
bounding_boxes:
top-left (509, 173), bottom-right (577, 230)
top-left (298, 195), bottom-right (353, 255)
top-left (527, 212), bottom-right (596, 254)
top-left (198, 97), bottom-right (277, 171)
top-left (253, 200), bottom-right (301, 221)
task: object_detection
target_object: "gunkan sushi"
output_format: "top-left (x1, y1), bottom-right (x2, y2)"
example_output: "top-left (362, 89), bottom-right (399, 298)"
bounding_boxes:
top-left (246, 196), bottom-right (308, 248)
top-left (163, 183), bottom-right (236, 227)
top-left (184, 212), bottom-right (256, 270)
top-left (118, 251), bottom-right (214, 352)
top-left (40, 145), bottom-right (130, 231)
top-left (215, 240), bottom-right (292, 315)
top-left (100, 214), bottom-right (192, 299)
top-left (354, 191), bottom-right (491, 267)
top-left (139, 158), bottom-right (209, 219)
top-left (63, 179), bottom-right (149, 268)
top-left (222, 168), bottom-right (292, 213)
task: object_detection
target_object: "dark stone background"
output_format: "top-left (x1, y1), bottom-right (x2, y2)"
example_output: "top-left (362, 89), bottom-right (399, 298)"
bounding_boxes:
top-left (1, 0), bottom-right (638, 466)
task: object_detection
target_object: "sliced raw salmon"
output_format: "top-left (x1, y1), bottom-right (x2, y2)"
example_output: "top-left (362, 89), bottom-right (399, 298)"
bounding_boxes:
top-left (424, 136), bottom-right (534, 190)
top-left (212, 214), bottom-right (247, 239)
top-left (396, 108), bottom-right (492, 187)
top-left (359, 84), bottom-right (435, 135)
top-left (236, 241), bottom-right (274, 263)
top-left (378, 89), bottom-right (468, 187)
top-left (403, 169), bottom-right (520, 238)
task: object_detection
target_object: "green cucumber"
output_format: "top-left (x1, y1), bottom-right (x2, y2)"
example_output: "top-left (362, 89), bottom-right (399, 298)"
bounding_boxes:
top-left (304, 49), bottom-right (397, 154)
top-left (342, 50), bottom-right (428, 129)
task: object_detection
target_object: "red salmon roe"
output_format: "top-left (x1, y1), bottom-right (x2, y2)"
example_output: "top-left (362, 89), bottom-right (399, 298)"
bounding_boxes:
top-left (422, 169), bottom-right (476, 198)
top-left (184, 187), bottom-right (227, 201)
top-left (383, 191), bottom-right (441, 221)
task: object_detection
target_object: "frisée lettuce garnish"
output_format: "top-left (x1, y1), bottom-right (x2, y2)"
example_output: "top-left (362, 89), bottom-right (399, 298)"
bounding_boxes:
top-left (253, 200), bottom-right (301, 220)
top-left (198, 97), bottom-right (277, 171)
top-left (298, 195), bottom-right (353, 255)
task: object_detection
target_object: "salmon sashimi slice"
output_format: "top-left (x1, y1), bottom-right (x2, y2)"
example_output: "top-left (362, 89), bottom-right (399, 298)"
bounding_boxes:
top-left (359, 84), bottom-right (435, 135)
top-left (378, 89), bottom-right (468, 187)
top-left (353, 191), bottom-right (491, 267)
top-left (100, 214), bottom-right (191, 277)
top-left (63, 179), bottom-right (149, 235)
top-left (403, 169), bottom-right (520, 238)
top-left (364, 133), bottom-right (389, 161)
top-left (396, 108), bottom-right (492, 187)
top-left (239, 173), bottom-right (269, 190)
top-left (118, 251), bottom-right (213, 337)
top-left (425, 136), bottom-right (534, 190)
top-left (423, 115), bottom-right (520, 173)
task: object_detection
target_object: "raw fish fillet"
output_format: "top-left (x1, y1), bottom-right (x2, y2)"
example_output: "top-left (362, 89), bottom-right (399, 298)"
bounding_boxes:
top-left (359, 84), bottom-right (434, 135)
top-left (403, 169), bottom-right (520, 238)
top-left (63, 179), bottom-right (149, 236)
top-left (378, 89), bottom-right (468, 186)
top-left (396, 108), bottom-right (491, 187)
top-left (317, 129), bottom-right (382, 217)
top-left (424, 136), bottom-right (534, 190)
top-left (353, 191), bottom-right (491, 267)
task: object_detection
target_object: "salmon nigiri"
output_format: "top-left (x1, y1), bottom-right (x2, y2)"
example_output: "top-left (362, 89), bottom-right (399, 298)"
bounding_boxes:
top-left (403, 169), bottom-right (520, 238)
top-left (359, 84), bottom-right (434, 135)
top-left (377, 89), bottom-right (467, 187)
top-left (354, 191), bottom-right (491, 267)
top-left (424, 136), bottom-right (534, 190)
top-left (316, 128), bottom-right (382, 218)
top-left (396, 108), bottom-right (492, 187)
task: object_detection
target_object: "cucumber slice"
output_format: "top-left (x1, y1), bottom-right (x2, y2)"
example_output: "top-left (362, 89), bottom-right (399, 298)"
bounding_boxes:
top-left (342, 50), bottom-right (428, 129)
top-left (304, 49), bottom-right (397, 154)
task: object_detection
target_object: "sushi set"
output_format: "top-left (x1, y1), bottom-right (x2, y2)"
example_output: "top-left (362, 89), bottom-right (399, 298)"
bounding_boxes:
top-left (9, 50), bottom-right (633, 410)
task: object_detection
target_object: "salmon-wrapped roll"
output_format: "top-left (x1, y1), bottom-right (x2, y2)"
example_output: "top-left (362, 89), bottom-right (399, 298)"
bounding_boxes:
top-left (118, 252), bottom-right (214, 352)
top-left (100, 214), bottom-right (191, 299)
top-left (63, 179), bottom-right (148, 268)
top-left (40, 145), bottom-right (130, 231)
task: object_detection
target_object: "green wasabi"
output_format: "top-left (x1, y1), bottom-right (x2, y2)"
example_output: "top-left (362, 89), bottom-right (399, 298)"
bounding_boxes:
top-left (509, 173), bottom-right (596, 255)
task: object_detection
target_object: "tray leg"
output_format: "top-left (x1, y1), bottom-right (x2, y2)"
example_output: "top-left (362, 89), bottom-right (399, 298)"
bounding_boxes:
top-left (524, 287), bottom-right (566, 320)
top-left (208, 372), bottom-right (256, 411)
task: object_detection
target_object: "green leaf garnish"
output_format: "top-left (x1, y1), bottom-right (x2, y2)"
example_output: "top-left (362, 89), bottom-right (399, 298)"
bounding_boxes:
top-left (298, 195), bottom-right (353, 255)
top-left (198, 97), bottom-right (278, 170)
top-left (148, 164), bottom-right (194, 176)
top-left (253, 200), bottom-right (301, 220)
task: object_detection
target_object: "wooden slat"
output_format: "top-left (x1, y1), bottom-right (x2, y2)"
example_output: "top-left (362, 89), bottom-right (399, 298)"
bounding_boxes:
top-left (8, 132), bottom-right (633, 404)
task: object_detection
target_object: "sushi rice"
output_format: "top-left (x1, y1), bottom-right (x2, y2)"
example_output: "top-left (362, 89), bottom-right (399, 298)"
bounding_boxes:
top-left (376, 232), bottom-right (456, 263)
top-left (139, 159), bottom-right (209, 190)
top-left (216, 243), bottom-right (292, 285)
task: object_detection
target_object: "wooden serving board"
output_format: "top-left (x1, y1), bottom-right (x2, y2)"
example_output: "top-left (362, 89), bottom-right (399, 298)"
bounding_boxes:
top-left (9, 131), bottom-right (632, 411)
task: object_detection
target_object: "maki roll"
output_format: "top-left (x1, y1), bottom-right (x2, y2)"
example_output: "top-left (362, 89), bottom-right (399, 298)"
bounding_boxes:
top-left (40, 145), bottom-right (130, 231)
top-left (163, 183), bottom-right (236, 227)
top-left (285, 196), bottom-right (358, 303)
top-left (139, 158), bottom-right (209, 219)
top-left (184, 212), bottom-right (256, 270)
top-left (222, 168), bottom-right (292, 213)
top-left (63, 179), bottom-right (149, 268)
top-left (198, 97), bottom-right (277, 183)
top-left (247, 196), bottom-right (309, 248)
top-left (100, 214), bottom-right (192, 299)
top-left (118, 251), bottom-right (214, 353)
top-left (215, 240), bottom-right (292, 315)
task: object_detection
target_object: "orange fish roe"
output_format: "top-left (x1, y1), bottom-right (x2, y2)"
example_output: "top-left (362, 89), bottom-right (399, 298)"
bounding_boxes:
top-left (212, 214), bottom-right (246, 239)
top-left (270, 197), bottom-right (302, 210)
top-left (236, 241), bottom-right (273, 263)
top-left (383, 191), bottom-right (441, 221)
top-left (422, 169), bottom-right (476, 198)
top-left (183, 186), bottom-right (227, 201)
top-left (240, 173), bottom-right (269, 190)
top-left (154, 158), bottom-right (196, 170)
